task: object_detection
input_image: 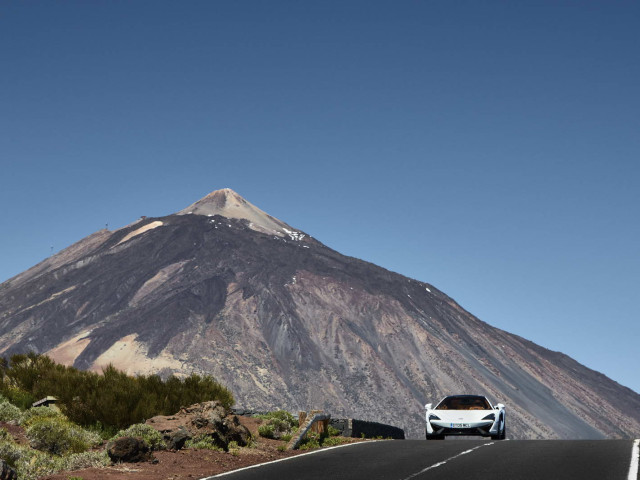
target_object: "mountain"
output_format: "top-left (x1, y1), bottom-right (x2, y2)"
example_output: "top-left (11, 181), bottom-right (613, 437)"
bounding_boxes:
top-left (1, 189), bottom-right (639, 439)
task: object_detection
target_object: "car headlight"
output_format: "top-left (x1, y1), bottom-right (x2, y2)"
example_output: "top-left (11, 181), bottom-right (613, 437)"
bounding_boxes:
top-left (481, 413), bottom-right (495, 421)
top-left (428, 414), bottom-right (441, 421)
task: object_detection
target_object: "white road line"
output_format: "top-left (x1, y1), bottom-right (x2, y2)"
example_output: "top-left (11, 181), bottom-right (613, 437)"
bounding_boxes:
top-left (628, 439), bottom-right (639, 480)
top-left (198, 441), bottom-right (377, 480)
top-left (402, 442), bottom-right (494, 480)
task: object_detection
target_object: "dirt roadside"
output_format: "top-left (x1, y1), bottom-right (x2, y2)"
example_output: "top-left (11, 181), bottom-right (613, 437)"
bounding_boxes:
top-left (39, 416), bottom-right (363, 480)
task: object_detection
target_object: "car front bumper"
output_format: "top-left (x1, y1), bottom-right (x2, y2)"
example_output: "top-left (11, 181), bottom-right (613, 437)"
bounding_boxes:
top-left (428, 420), bottom-right (497, 437)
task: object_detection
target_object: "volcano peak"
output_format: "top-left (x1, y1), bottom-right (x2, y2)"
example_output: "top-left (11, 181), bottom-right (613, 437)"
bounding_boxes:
top-left (178, 188), bottom-right (293, 236)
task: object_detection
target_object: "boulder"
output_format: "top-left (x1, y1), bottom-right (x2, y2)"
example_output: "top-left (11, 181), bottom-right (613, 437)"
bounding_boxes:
top-left (107, 437), bottom-right (153, 463)
top-left (223, 415), bottom-right (251, 446)
top-left (146, 401), bottom-right (251, 451)
top-left (167, 426), bottom-right (191, 450)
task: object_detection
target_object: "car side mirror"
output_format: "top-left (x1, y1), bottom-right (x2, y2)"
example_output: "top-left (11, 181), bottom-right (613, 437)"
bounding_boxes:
top-left (425, 403), bottom-right (432, 410)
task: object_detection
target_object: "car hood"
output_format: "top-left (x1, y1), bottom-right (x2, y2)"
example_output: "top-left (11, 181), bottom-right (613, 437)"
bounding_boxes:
top-left (431, 410), bottom-right (495, 422)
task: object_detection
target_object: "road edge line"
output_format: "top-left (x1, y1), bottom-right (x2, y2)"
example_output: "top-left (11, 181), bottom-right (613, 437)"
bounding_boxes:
top-left (198, 440), bottom-right (383, 480)
top-left (628, 439), bottom-right (639, 480)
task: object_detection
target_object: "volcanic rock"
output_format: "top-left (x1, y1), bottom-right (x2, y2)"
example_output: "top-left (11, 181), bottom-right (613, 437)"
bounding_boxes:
top-left (145, 401), bottom-right (251, 450)
top-left (107, 437), bottom-right (152, 463)
top-left (1, 188), bottom-right (640, 439)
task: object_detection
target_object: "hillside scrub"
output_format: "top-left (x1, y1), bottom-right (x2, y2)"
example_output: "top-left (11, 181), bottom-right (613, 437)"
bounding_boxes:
top-left (0, 395), bottom-right (23, 422)
top-left (0, 352), bottom-right (234, 429)
top-left (0, 411), bottom-right (108, 480)
top-left (25, 415), bottom-right (102, 455)
top-left (109, 423), bottom-right (167, 451)
top-left (256, 410), bottom-right (298, 440)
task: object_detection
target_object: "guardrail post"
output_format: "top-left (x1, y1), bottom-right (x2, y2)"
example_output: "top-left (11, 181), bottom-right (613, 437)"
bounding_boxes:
top-left (286, 411), bottom-right (331, 450)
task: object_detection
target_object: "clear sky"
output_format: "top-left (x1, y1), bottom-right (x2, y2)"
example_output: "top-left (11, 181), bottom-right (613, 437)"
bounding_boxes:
top-left (1, 1), bottom-right (639, 394)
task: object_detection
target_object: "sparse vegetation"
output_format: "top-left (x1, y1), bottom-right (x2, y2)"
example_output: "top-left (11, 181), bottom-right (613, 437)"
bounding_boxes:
top-left (256, 410), bottom-right (298, 439)
top-left (0, 353), bottom-right (240, 477)
top-left (0, 426), bottom-right (101, 480)
top-left (61, 451), bottom-right (109, 470)
top-left (21, 405), bottom-right (67, 425)
top-left (25, 414), bottom-right (101, 455)
top-left (228, 440), bottom-right (240, 456)
top-left (0, 353), bottom-right (356, 479)
top-left (109, 423), bottom-right (167, 451)
top-left (298, 430), bottom-right (350, 450)
top-left (0, 394), bottom-right (23, 422)
top-left (184, 434), bottom-right (223, 451)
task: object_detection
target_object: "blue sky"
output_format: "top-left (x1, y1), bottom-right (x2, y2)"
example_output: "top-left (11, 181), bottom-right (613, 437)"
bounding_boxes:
top-left (1, 1), bottom-right (639, 394)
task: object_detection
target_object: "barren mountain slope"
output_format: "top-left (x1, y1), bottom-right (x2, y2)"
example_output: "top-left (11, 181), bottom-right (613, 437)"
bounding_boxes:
top-left (1, 189), bottom-right (639, 439)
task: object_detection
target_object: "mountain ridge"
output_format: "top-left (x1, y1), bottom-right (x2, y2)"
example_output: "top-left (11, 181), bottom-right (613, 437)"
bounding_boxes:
top-left (1, 189), bottom-right (639, 439)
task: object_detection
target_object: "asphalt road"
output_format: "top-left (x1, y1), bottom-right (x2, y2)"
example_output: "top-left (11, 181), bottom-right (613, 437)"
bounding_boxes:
top-left (203, 440), bottom-right (639, 480)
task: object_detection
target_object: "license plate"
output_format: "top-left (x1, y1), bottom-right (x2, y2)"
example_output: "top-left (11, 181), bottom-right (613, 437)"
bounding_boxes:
top-left (450, 423), bottom-right (470, 428)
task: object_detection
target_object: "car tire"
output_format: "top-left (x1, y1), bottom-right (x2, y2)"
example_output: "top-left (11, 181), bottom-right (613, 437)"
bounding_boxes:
top-left (492, 419), bottom-right (506, 440)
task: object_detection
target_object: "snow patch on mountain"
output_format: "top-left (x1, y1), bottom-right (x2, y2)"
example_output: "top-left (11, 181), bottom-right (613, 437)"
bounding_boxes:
top-left (283, 228), bottom-right (305, 241)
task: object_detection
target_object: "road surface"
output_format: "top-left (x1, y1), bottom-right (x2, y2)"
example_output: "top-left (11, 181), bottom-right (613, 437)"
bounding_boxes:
top-left (203, 439), bottom-right (639, 480)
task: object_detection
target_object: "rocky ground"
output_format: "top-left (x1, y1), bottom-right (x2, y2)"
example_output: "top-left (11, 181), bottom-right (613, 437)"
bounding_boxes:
top-left (36, 416), bottom-right (362, 480)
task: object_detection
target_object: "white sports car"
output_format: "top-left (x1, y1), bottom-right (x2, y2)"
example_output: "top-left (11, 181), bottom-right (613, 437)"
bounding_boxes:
top-left (425, 395), bottom-right (506, 440)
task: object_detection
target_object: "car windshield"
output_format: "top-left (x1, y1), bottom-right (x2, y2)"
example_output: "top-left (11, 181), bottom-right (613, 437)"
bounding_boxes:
top-left (436, 395), bottom-right (491, 410)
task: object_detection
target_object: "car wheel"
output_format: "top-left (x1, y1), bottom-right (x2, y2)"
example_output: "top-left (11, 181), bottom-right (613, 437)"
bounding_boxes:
top-left (426, 430), bottom-right (444, 440)
top-left (500, 420), bottom-right (506, 440)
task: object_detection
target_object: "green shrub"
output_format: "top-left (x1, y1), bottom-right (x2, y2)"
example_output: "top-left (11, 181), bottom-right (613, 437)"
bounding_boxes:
top-left (0, 396), bottom-right (23, 423)
top-left (25, 416), bottom-right (101, 455)
top-left (0, 353), bottom-right (234, 430)
top-left (0, 435), bottom-right (107, 480)
top-left (21, 406), bottom-right (67, 426)
top-left (228, 440), bottom-right (240, 456)
top-left (256, 410), bottom-right (297, 428)
top-left (0, 438), bottom-right (27, 466)
top-left (61, 450), bottom-right (110, 471)
top-left (298, 436), bottom-right (320, 450)
top-left (0, 439), bottom-right (62, 480)
top-left (184, 434), bottom-right (222, 451)
top-left (256, 410), bottom-right (298, 440)
top-left (1, 388), bottom-right (34, 410)
top-left (297, 430), bottom-right (349, 450)
top-left (109, 423), bottom-right (166, 451)
top-left (321, 436), bottom-right (349, 447)
top-left (14, 451), bottom-right (62, 480)
top-left (327, 425), bottom-right (341, 437)
top-left (257, 423), bottom-right (275, 439)
top-left (0, 429), bottom-right (106, 480)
